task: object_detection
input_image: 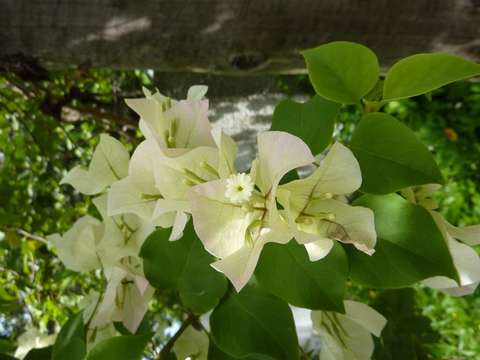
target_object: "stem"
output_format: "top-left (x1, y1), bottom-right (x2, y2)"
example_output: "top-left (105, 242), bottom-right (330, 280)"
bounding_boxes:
top-left (157, 314), bottom-right (196, 360)
top-left (0, 226), bottom-right (48, 244)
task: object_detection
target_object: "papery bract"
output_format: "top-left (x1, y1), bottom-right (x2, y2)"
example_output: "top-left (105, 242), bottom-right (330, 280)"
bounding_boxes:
top-left (278, 142), bottom-right (376, 261)
top-left (47, 215), bottom-right (103, 273)
top-left (61, 134), bottom-right (129, 195)
top-left (189, 131), bottom-right (314, 291)
top-left (125, 86), bottom-right (215, 149)
top-left (173, 325), bottom-right (209, 360)
top-left (401, 184), bottom-right (480, 296)
top-left (312, 300), bottom-right (386, 360)
top-left (14, 327), bottom-right (56, 359)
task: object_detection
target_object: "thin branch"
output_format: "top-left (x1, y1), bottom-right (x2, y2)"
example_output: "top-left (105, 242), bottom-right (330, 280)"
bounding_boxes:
top-left (0, 226), bottom-right (48, 244)
top-left (65, 104), bottom-right (135, 127)
top-left (158, 313), bottom-right (196, 360)
top-left (17, 228), bottom-right (48, 244)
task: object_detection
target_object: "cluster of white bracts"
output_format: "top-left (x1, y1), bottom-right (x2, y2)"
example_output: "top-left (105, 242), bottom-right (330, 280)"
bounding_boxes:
top-left (401, 185), bottom-right (480, 296)
top-left (45, 85), bottom-right (479, 358)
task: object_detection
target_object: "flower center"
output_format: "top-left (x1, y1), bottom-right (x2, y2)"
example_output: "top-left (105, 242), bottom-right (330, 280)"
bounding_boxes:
top-left (225, 173), bottom-right (254, 204)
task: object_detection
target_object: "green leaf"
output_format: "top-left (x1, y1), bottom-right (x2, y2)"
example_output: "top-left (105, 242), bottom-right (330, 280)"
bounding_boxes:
top-left (52, 312), bottom-right (86, 360)
top-left (364, 79), bottom-right (385, 102)
top-left (271, 95), bottom-right (340, 155)
top-left (23, 347), bottom-right (52, 360)
top-left (0, 354), bottom-right (16, 360)
top-left (140, 222), bottom-right (227, 314)
top-left (85, 334), bottom-right (151, 360)
top-left (114, 313), bottom-right (151, 336)
top-left (372, 289), bottom-right (439, 360)
top-left (208, 341), bottom-right (274, 360)
top-left (348, 194), bottom-right (458, 288)
top-left (255, 241), bottom-right (347, 312)
top-left (383, 53), bottom-right (480, 101)
top-left (0, 339), bottom-right (15, 354)
top-left (210, 284), bottom-right (299, 360)
top-left (302, 41), bottom-right (379, 104)
top-left (350, 112), bottom-right (443, 194)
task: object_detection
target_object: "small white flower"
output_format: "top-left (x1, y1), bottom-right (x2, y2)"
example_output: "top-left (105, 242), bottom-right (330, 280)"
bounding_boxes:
top-left (225, 173), bottom-right (254, 204)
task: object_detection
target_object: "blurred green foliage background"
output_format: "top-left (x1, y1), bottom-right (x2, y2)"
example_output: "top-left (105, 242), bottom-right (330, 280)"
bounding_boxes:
top-left (0, 65), bottom-right (479, 359)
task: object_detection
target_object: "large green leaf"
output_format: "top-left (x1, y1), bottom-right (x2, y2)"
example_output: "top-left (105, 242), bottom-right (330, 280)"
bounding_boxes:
top-left (0, 354), bottom-right (16, 360)
top-left (255, 241), bottom-right (347, 312)
top-left (23, 347), bottom-right (52, 360)
top-left (350, 112), bottom-right (443, 194)
top-left (302, 41), bottom-right (379, 104)
top-left (210, 284), bottom-right (299, 360)
top-left (85, 334), bottom-right (150, 360)
top-left (52, 312), bottom-right (86, 360)
top-left (140, 222), bottom-right (227, 314)
top-left (348, 194), bottom-right (458, 288)
top-left (383, 53), bottom-right (480, 101)
top-left (208, 341), bottom-right (274, 360)
top-left (372, 289), bottom-right (439, 360)
top-left (0, 339), bottom-right (15, 355)
top-left (271, 95), bottom-right (340, 155)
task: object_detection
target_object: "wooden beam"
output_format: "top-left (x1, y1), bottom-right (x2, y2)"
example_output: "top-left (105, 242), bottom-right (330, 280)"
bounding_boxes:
top-left (1, 0), bottom-right (480, 73)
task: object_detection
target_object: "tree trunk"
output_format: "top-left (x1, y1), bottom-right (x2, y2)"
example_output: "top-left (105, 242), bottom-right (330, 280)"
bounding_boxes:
top-left (1, 0), bottom-right (480, 73)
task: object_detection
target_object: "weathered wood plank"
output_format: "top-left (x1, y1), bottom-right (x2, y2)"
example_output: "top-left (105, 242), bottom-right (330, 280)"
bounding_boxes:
top-left (1, 0), bottom-right (480, 73)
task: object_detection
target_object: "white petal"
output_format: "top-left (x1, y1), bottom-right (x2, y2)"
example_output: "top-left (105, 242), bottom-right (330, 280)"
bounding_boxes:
top-left (108, 176), bottom-right (156, 220)
top-left (14, 328), bottom-right (56, 359)
top-left (255, 131), bottom-right (314, 194)
top-left (343, 300), bottom-right (387, 337)
top-left (316, 326), bottom-right (345, 360)
top-left (423, 234), bottom-right (480, 294)
top-left (125, 97), bottom-right (168, 147)
top-left (97, 220), bottom-right (136, 267)
top-left (306, 199), bottom-right (376, 255)
top-left (61, 166), bottom-right (104, 195)
top-left (189, 180), bottom-right (254, 258)
top-left (173, 325), bottom-right (209, 360)
top-left (187, 85), bottom-right (208, 100)
top-left (169, 211), bottom-right (189, 241)
top-left (153, 199), bottom-right (190, 218)
top-left (91, 267), bottom-right (126, 329)
top-left (443, 217), bottom-right (480, 246)
top-left (415, 183), bottom-right (442, 199)
top-left (279, 142), bottom-right (361, 213)
top-left (278, 191), bottom-right (333, 260)
top-left (92, 193), bottom-right (109, 220)
top-left (212, 128), bottom-right (237, 178)
top-left (303, 238), bottom-right (335, 261)
top-left (425, 211), bottom-right (480, 294)
top-left (128, 140), bottom-right (160, 180)
top-left (129, 216), bottom-right (159, 248)
top-left (89, 134), bottom-right (129, 184)
top-left (120, 283), bottom-right (154, 333)
top-left (314, 142), bottom-right (362, 194)
top-left (107, 140), bottom-right (161, 220)
top-left (166, 99), bottom-right (215, 148)
top-left (211, 239), bottom-right (266, 292)
top-left (138, 118), bottom-right (159, 143)
top-left (61, 134), bottom-right (129, 195)
top-left (291, 306), bottom-right (314, 344)
top-left (48, 216), bottom-right (103, 272)
top-left (80, 290), bottom-right (101, 324)
top-left (442, 282), bottom-right (479, 297)
top-left (62, 134), bottom-right (129, 195)
top-left (339, 318), bottom-right (375, 360)
top-left (262, 203), bottom-right (294, 245)
top-left (154, 146), bottom-right (219, 200)
top-left (134, 275), bottom-right (150, 296)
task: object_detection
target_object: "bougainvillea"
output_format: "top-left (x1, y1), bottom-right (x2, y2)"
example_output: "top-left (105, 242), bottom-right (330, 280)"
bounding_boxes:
top-left (9, 41), bottom-right (480, 360)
